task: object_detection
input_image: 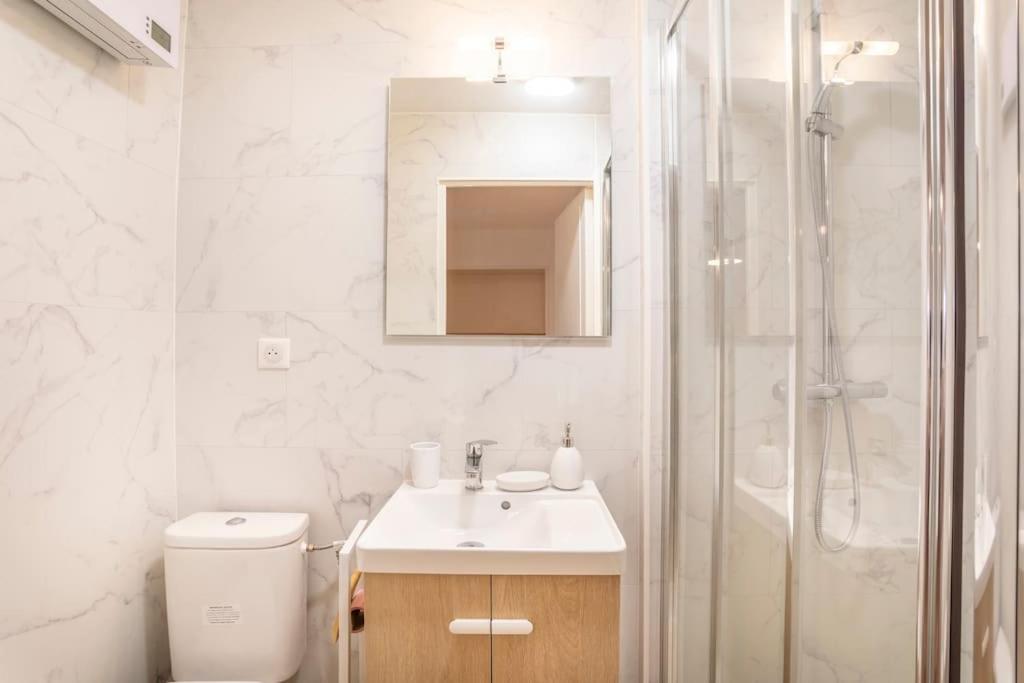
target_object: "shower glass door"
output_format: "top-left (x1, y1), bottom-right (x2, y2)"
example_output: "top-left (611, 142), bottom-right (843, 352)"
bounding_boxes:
top-left (657, 0), bottom-right (984, 679)
top-left (663, 0), bottom-right (796, 679)
top-left (663, 2), bottom-right (722, 679)
top-left (717, 0), bottom-right (796, 679)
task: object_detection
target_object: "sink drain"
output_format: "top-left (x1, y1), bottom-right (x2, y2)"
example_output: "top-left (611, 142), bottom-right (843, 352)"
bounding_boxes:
top-left (457, 541), bottom-right (485, 548)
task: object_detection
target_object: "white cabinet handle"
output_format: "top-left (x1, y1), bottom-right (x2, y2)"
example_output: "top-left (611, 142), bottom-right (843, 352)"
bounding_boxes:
top-left (492, 619), bottom-right (533, 635)
top-left (448, 618), bottom-right (534, 635)
top-left (449, 618), bottom-right (490, 635)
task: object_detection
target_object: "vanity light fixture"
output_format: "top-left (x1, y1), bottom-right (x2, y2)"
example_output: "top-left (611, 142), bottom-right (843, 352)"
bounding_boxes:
top-left (524, 76), bottom-right (575, 96)
top-left (463, 36), bottom-right (510, 83)
top-left (821, 40), bottom-right (900, 56)
top-left (492, 36), bottom-right (509, 84)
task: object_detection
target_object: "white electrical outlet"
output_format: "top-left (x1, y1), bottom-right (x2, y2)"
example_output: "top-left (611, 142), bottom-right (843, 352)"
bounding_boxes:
top-left (258, 337), bottom-right (291, 369)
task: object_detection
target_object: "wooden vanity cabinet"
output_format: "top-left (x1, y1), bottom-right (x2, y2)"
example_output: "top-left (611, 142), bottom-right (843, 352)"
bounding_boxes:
top-left (363, 573), bottom-right (490, 681)
top-left (364, 573), bottom-right (619, 683)
top-left (491, 575), bottom-right (619, 683)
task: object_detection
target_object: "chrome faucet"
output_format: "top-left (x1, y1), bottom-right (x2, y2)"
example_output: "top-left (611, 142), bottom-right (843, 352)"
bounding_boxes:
top-left (464, 439), bottom-right (497, 490)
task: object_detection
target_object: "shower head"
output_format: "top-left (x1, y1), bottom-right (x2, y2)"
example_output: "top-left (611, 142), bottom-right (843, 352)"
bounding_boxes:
top-left (809, 40), bottom-right (873, 116)
top-left (831, 40), bottom-right (864, 76)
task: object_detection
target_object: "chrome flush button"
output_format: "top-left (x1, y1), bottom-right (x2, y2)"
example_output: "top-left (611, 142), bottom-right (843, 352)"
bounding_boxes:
top-left (225, 516), bottom-right (247, 526)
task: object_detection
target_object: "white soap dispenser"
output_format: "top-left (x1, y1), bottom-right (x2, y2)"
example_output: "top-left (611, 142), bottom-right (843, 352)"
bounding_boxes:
top-left (550, 423), bottom-right (584, 490)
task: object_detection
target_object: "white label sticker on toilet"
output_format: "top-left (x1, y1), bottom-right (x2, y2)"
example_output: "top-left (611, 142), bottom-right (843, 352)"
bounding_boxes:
top-left (204, 603), bottom-right (242, 625)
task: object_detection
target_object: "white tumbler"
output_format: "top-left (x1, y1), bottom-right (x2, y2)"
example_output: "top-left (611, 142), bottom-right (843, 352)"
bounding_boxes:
top-left (410, 441), bottom-right (441, 488)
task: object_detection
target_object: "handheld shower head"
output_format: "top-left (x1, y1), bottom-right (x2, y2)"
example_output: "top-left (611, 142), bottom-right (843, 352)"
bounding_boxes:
top-left (810, 77), bottom-right (853, 116)
top-left (809, 40), bottom-right (862, 116)
top-left (831, 40), bottom-right (864, 77)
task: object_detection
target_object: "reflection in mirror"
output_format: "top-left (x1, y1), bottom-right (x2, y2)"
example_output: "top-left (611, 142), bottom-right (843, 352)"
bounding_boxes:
top-left (385, 77), bottom-right (612, 337)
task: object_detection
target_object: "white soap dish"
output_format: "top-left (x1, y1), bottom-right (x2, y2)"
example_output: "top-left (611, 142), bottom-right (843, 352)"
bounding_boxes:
top-left (496, 471), bottom-right (550, 492)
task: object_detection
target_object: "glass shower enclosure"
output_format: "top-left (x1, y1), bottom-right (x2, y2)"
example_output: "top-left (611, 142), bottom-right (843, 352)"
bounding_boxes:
top-left (659, 0), bottom-right (1022, 680)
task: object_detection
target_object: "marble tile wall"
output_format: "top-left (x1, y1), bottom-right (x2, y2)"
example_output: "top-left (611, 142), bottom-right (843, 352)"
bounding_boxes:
top-left (0, 0), bottom-right (184, 681)
top-left (175, 1), bottom-right (644, 681)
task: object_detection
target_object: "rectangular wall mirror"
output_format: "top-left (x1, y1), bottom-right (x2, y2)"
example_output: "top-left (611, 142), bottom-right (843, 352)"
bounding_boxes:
top-left (385, 77), bottom-right (613, 337)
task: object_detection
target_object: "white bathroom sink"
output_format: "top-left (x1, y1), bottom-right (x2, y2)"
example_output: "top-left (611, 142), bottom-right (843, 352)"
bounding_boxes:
top-left (356, 480), bottom-right (625, 575)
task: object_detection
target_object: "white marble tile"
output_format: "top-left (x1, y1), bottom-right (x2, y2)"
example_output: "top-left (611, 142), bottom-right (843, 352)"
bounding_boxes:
top-left (179, 46), bottom-right (292, 179)
top-left (288, 54), bottom-right (389, 176)
top-left (186, 0), bottom-right (410, 48)
top-left (0, 303), bottom-right (174, 680)
top-left (177, 175), bottom-right (384, 312)
top-left (728, 0), bottom-right (790, 84)
top-left (831, 164), bottom-right (922, 311)
top-left (0, 0), bottom-right (130, 151)
top-left (176, 178), bottom-right (290, 311)
top-left (187, 0), bottom-right (550, 49)
top-left (889, 81), bottom-right (921, 167)
top-left (287, 176), bottom-right (385, 312)
top-left (0, 2), bottom-right (180, 681)
top-left (612, 170), bottom-right (643, 312)
top-left (176, 311), bottom-right (288, 447)
top-left (831, 82), bottom-right (892, 168)
top-left (729, 341), bottom-right (790, 453)
top-left (0, 594), bottom-right (169, 681)
top-left (0, 101), bottom-right (175, 311)
top-left (177, 445), bottom-right (403, 538)
top-left (887, 339), bottom-right (922, 454)
top-left (545, 0), bottom-right (636, 42)
top-left (797, 541), bottom-right (918, 681)
top-left (127, 62), bottom-right (186, 176)
top-left (285, 309), bottom-right (642, 452)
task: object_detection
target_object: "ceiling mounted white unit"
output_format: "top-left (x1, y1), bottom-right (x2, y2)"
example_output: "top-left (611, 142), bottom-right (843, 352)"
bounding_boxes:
top-left (32, 0), bottom-right (180, 68)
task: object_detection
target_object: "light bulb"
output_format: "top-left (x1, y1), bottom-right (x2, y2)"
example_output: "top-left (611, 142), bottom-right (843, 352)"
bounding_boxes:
top-left (524, 77), bottom-right (575, 97)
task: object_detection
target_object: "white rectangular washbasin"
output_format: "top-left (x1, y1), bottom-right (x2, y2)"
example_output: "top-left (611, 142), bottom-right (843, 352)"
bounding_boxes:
top-left (356, 479), bottom-right (626, 575)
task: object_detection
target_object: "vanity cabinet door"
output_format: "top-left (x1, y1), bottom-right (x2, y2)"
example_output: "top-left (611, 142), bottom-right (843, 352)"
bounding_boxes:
top-left (491, 575), bottom-right (619, 683)
top-left (364, 573), bottom-right (490, 682)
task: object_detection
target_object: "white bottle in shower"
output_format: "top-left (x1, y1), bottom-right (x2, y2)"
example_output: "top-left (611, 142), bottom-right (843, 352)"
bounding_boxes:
top-left (550, 423), bottom-right (584, 490)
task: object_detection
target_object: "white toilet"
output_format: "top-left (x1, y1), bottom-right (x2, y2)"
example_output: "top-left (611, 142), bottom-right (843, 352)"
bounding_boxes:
top-left (164, 511), bottom-right (310, 683)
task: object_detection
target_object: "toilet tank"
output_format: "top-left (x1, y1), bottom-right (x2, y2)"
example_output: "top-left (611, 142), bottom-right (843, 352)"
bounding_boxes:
top-left (165, 512), bottom-right (309, 682)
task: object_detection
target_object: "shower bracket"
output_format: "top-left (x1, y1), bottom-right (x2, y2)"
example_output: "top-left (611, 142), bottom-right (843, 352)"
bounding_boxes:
top-left (806, 114), bottom-right (845, 139)
top-left (771, 380), bottom-right (888, 402)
